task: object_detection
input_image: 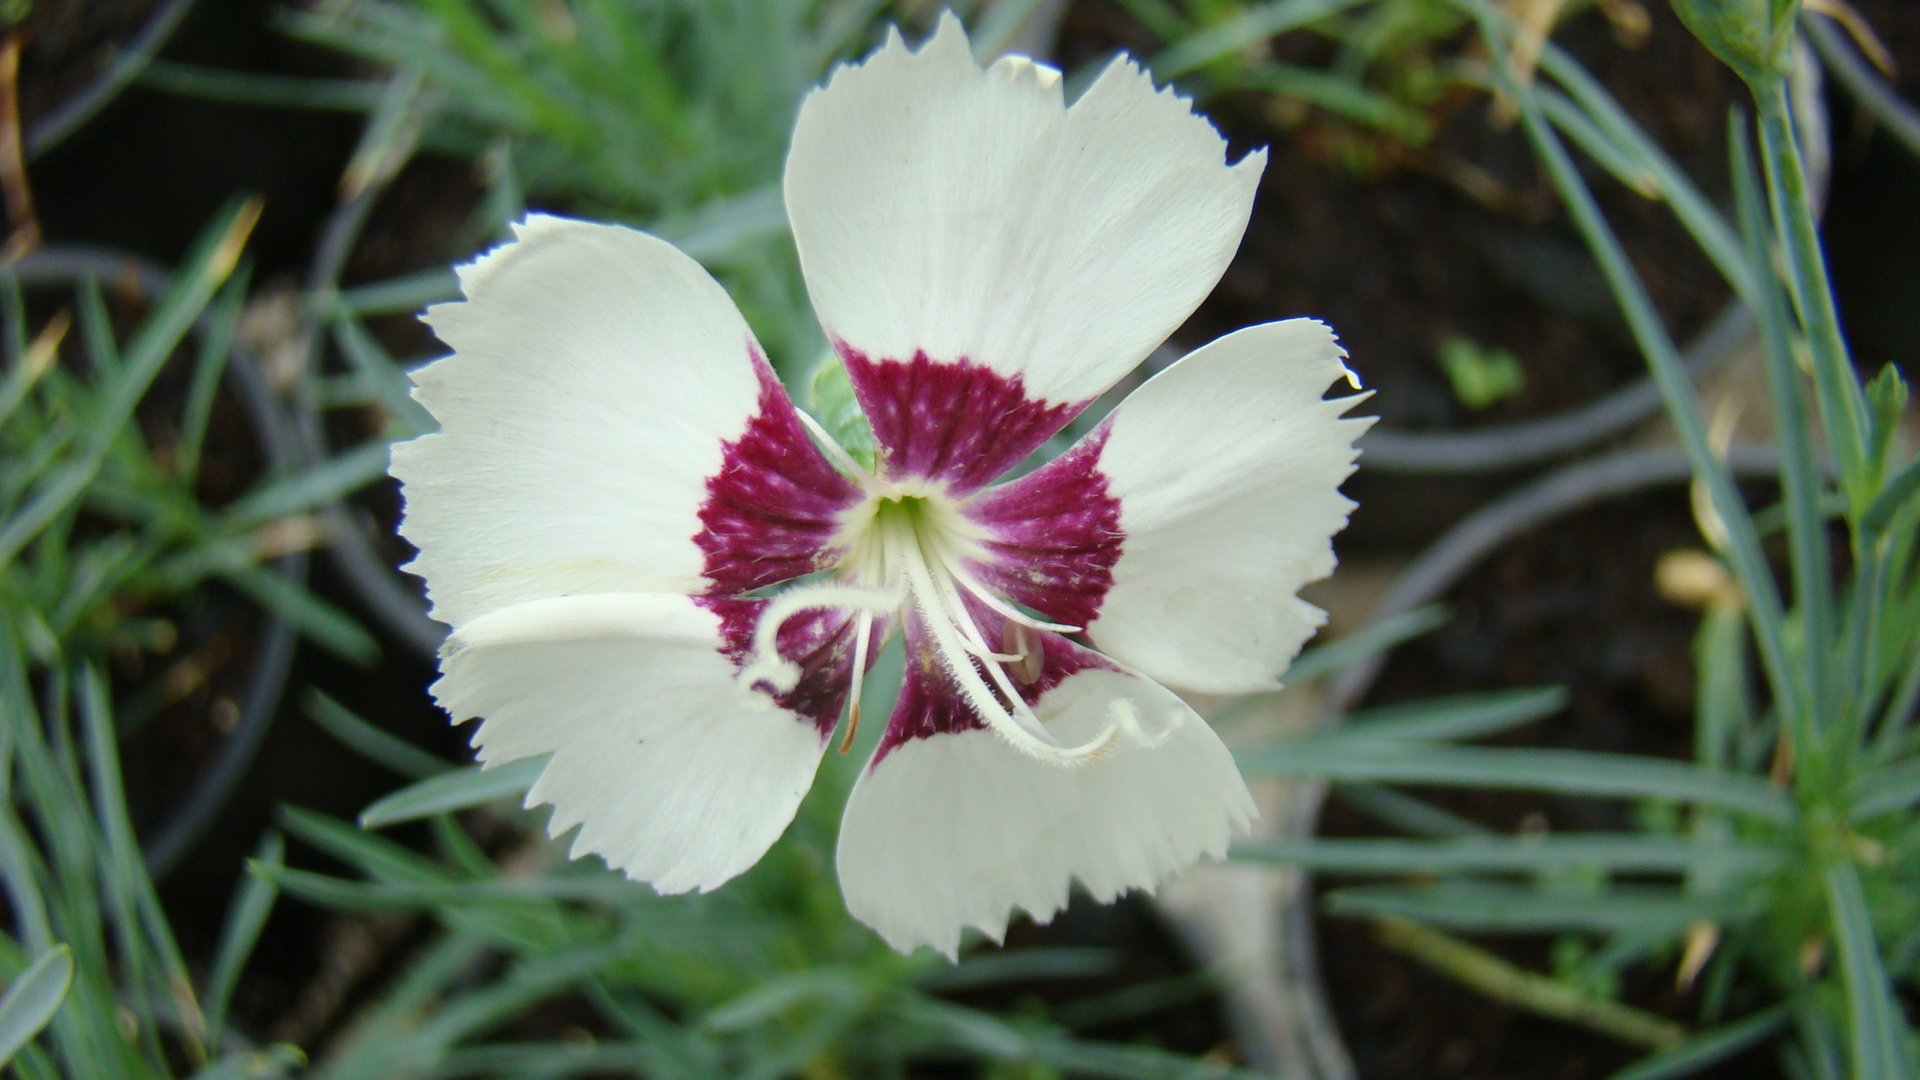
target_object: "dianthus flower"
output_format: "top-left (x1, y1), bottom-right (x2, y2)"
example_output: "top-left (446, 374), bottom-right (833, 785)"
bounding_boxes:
top-left (391, 14), bottom-right (1371, 956)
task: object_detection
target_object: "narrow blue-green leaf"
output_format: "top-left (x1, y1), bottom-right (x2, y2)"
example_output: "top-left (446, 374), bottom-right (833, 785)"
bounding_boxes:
top-left (220, 440), bottom-right (392, 531)
top-left (140, 58), bottom-right (388, 111)
top-left (1152, 0), bottom-right (1371, 78)
top-left (1323, 686), bottom-right (1569, 745)
top-left (329, 316), bottom-right (433, 435)
top-left (1530, 46), bottom-right (1751, 299)
top-left (1605, 1005), bottom-right (1789, 1080)
top-left (74, 278), bottom-right (119, 374)
top-left (304, 691), bottom-right (452, 780)
top-left (79, 665), bottom-right (202, 1058)
top-left (183, 1044), bottom-right (305, 1080)
top-left (1234, 62), bottom-right (1434, 141)
top-left (917, 947), bottom-right (1119, 993)
top-left (1280, 605), bottom-right (1447, 685)
top-left (1233, 834), bottom-right (1780, 875)
top-left (1326, 884), bottom-right (1729, 933)
top-left (330, 268), bottom-right (459, 317)
top-left (1235, 743), bottom-right (1795, 822)
top-left (702, 969), bottom-right (867, 1031)
top-left (0, 946), bottom-right (72, 1067)
top-left (0, 199), bottom-right (258, 564)
top-left (219, 564), bottom-right (379, 665)
top-left (358, 757), bottom-right (548, 828)
top-left (204, 833), bottom-right (283, 1046)
top-left (179, 274), bottom-right (248, 480)
top-left (1823, 859), bottom-right (1914, 1080)
top-left (256, 864), bottom-right (642, 910)
top-left (1335, 782), bottom-right (1489, 837)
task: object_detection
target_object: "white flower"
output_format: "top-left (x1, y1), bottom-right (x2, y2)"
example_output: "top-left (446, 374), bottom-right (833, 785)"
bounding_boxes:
top-left (390, 14), bottom-right (1372, 958)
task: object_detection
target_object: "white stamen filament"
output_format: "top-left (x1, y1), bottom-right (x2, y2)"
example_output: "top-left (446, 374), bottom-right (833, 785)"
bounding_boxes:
top-left (739, 581), bottom-right (902, 692)
top-left (737, 467), bottom-right (1149, 768)
top-left (839, 611), bottom-right (875, 754)
top-left (944, 558), bottom-right (1082, 634)
top-left (794, 406), bottom-right (869, 479)
top-left (893, 525), bottom-right (1123, 766)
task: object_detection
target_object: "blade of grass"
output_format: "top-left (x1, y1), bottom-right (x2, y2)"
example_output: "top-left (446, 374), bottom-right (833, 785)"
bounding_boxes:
top-left (1755, 79), bottom-right (1870, 506)
top-left (1334, 782), bottom-right (1490, 838)
top-left (0, 309), bottom-right (66, 426)
top-left (1605, 1004), bottom-right (1789, 1080)
top-left (1375, 916), bottom-right (1685, 1050)
top-left (0, 946), bottom-right (71, 1068)
top-left (1151, 0), bottom-right (1372, 79)
top-left (328, 316), bottom-right (433, 434)
top-left (1235, 743), bottom-right (1796, 822)
top-left (0, 200), bottom-right (259, 565)
top-left (1320, 686), bottom-right (1569, 745)
top-left (203, 832), bottom-right (282, 1048)
top-left (1453, 0), bottom-right (1804, 740)
top-left (1327, 883), bottom-right (1734, 934)
top-left (78, 666), bottom-right (206, 1064)
top-left (1232, 834), bottom-right (1780, 875)
top-left (217, 563), bottom-right (379, 665)
top-left (178, 274), bottom-right (248, 481)
top-left (304, 691), bottom-right (452, 780)
top-left (330, 268), bottom-right (459, 317)
top-left (358, 757), bottom-right (548, 828)
top-left (1730, 112), bottom-right (1834, 740)
top-left (1282, 605), bottom-right (1447, 685)
top-left (1823, 859), bottom-right (1914, 1079)
top-left (74, 279), bottom-right (119, 376)
top-left (219, 440), bottom-right (392, 531)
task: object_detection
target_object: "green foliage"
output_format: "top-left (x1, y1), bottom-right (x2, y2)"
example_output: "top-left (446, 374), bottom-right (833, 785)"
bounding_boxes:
top-left (1230, 4), bottom-right (1920, 1078)
top-left (1119, 0), bottom-right (1463, 172)
top-left (0, 655), bottom-right (304, 1078)
top-left (0, 206), bottom-right (381, 671)
top-left (275, 0), bottom-right (890, 379)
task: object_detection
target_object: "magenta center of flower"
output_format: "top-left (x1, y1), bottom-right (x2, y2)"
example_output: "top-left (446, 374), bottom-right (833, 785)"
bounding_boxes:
top-left (692, 342), bottom-right (1134, 765)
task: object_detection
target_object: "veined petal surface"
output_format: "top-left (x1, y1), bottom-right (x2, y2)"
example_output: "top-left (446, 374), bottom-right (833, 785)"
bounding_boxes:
top-left (436, 593), bottom-right (832, 894)
top-left (841, 627), bottom-right (1253, 957)
top-left (785, 13), bottom-right (1264, 486)
top-left (1084, 319), bottom-right (1371, 693)
top-left (393, 214), bottom-right (858, 629)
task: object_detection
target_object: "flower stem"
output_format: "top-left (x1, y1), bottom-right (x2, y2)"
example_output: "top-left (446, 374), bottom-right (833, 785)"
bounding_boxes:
top-left (1754, 76), bottom-right (1873, 511)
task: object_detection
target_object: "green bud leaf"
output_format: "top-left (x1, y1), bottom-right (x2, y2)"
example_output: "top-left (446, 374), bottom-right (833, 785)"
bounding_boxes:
top-left (1864, 363), bottom-right (1909, 476)
top-left (1669, 0), bottom-right (1797, 86)
top-left (807, 353), bottom-right (876, 472)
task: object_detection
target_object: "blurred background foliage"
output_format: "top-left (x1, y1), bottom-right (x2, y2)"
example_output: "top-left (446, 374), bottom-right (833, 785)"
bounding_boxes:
top-left (0, 0), bottom-right (1916, 1078)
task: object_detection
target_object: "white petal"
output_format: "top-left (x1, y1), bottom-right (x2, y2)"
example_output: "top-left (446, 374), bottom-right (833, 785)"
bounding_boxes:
top-left (784, 13), bottom-right (1264, 406)
top-left (435, 593), bottom-right (829, 894)
top-left (1087, 319), bottom-right (1372, 694)
top-left (394, 215), bottom-right (780, 628)
top-left (836, 666), bottom-right (1254, 957)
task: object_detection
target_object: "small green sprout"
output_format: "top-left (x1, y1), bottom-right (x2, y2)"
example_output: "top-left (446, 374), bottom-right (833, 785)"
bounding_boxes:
top-left (1437, 334), bottom-right (1526, 410)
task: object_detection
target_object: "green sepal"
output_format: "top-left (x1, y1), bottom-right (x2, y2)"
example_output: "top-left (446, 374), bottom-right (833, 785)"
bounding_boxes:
top-left (1668, 0), bottom-right (1796, 87)
top-left (1863, 363), bottom-right (1908, 481)
top-left (806, 353), bottom-right (877, 473)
